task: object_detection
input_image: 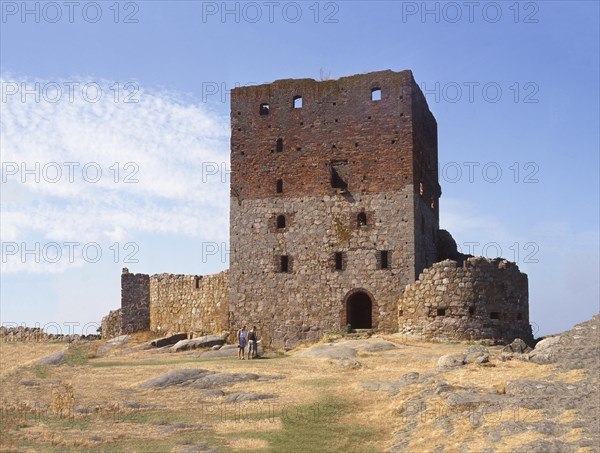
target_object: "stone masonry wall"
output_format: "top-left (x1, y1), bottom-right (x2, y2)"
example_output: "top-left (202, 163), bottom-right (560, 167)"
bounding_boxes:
top-left (149, 271), bottom-right (229, 335)
top-left (121, 269), bottom-right (150, 334)
top-left (230, 189), bottom-right (416, 349)
top-left (101, 309), bottom-right (122, 339)
top-left (399, 257), bottom-right (532, 341)
top-left (230, 70), bottom-right (439, 349)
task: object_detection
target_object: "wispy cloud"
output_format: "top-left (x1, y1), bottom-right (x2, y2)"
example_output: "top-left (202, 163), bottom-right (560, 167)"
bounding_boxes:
top-left (1, 75), bottom-right (230, 273)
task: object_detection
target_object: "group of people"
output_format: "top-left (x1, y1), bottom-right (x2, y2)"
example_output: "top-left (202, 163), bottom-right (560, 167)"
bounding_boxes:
top-left (236, 325), bottom-right (259, 360)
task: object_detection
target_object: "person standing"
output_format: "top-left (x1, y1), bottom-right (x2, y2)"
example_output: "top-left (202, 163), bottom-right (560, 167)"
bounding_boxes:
top-left (237, 325), bottom-right (247, 360)
top-left (247, 326), bottom-right (257, 360)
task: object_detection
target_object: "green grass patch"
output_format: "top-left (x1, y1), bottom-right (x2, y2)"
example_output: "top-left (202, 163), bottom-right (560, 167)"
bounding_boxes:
top-left (31, 364), bottom-right (49, 378)
top-left (117, 409), bottom-right (200, 425)
top-left (91, 431), bottom-right (228, 453)
top-left (231, 394), bottom-right (383, 453)
top-left (64, 344), bottom-right (95, 366)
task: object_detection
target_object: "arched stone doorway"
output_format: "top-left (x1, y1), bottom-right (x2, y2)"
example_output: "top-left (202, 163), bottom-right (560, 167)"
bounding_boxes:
top-left (345, 291), bottom-right (373, 329)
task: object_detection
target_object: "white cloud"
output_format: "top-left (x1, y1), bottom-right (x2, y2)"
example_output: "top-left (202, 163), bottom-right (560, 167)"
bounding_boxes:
top-left (1, 75), bottom-right (230, 273)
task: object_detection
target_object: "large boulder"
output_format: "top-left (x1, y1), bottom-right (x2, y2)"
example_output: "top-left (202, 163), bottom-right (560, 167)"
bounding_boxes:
top-left (35, 350), bottom-right (66, 366)
top-left (225, 393), bottom-right (274, 403)
top-left (528, 336), bottom-right (561, 364)
top-left (463, 345), bottom-right (490, 364)
top-left (139, 368), bottom-right (283, 390)
top-left (139, 369), bottom-right (213, 389)
top-left (437, 353), bottom-right (466, 368)
top-left (502, 338), bottom-right (532, 354)
top-left (171, 334), bottom-right (228, 352)
top-left (294, 343), bottom-right (357, 359)
top-left (151, 333), bottom-right (188, 348)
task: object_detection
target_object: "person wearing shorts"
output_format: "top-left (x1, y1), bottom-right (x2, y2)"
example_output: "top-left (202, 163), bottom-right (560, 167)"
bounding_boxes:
top-left (237, 325), bottom-right (247, 360)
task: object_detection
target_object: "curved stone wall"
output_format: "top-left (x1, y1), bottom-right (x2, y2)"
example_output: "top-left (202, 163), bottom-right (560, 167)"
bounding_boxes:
top-left (398, 257), bottom-right (532, 341)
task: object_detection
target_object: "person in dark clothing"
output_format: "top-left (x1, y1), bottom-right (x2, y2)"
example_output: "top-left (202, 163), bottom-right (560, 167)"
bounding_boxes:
top-left (247, 326), bottom-right (258, 359)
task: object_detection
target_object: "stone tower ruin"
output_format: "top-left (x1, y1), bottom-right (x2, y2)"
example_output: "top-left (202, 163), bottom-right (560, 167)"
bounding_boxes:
top-left (229, 70), bottom-right (441, 347)
top-left (104, 69), bottom-right (532, 348)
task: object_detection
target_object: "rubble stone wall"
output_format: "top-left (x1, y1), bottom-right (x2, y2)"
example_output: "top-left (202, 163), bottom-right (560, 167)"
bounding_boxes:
top-left (120, 269), bottom-right (150, 334)
top-left (398, 257), bottom-right (532, 341)
top-left (100, 309), bottom-right (122, 339)
top-left (149, 271), bottom-right (229, 335)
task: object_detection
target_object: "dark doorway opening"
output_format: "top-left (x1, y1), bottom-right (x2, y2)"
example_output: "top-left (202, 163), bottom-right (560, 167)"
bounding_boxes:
top-left (346, 291), bottom-right (373, 329)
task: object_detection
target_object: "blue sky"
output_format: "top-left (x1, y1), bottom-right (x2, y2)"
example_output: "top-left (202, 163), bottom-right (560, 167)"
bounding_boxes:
top-left (1, 1), bottom-right (598, 337)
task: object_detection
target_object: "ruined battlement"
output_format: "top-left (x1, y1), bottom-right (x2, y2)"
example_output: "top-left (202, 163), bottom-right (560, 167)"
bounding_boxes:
top-left (399, 258), bottom-right (532, 341)
top-left (231, 70), bottom-right (439, 201)
top-left (110, 269), bottom-right (229, 339)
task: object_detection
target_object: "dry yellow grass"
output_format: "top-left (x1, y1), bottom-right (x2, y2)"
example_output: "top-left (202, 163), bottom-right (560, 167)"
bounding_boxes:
top-left (0, 336), bottom-right (593, 452)
top-left (0, 341), bottom-right (65, 377)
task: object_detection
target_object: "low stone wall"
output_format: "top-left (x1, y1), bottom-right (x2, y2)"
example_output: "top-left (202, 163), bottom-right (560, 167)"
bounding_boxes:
top-left (0, 326), bottom-right (99, 342)
top-left (398, 257), bottom-right (532, 341)
top-left (149, 271), bottom-right (229, 336)
top-left (101, 309), bottom-right (122, 339)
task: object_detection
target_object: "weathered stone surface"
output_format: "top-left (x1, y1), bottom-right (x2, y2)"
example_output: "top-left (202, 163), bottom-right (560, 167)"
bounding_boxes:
top-left (172, 442), bottom-right (216, 453)
top-left (171, 334), bottom-right (228, 352)
top-left (528, 335), bottom-right (562, 364)
top-left (160, 423), bottom-right (210, 434)
top-left (511, 439), bottom-right (577, 453)
top-left (361, 372), bottom-right (420, 396)
top-left (118, 269), bottom-right (229, 337)
top-left (360, 340), bottom-right (399, 352)
top-left (229, 70), bottom-right (440, 349)
top-left (101, 309), bottom-right (122, 339)
top-left (36, 350), bottom-right (66, 366)
top-left (334, 359), bottom-right (362, 368)
top-left (294, 343), bottom-right (358, 359)
top-left (150, 272), bottom-right (229, 335)
top-left (97, 335), bottom-right (131, 355)
top-left (199, 390), bottom-right (225, 399)
top-left (463, 345), bottom-right (489, 364)
top-left (502, 338), bottom-right (532, 354)
top-left (151, 333), bottom-right (188, 348)
top-left (437, 354), bottom-right (466, 368)
top-left (121, 270), bottom-right (150, 334)
top-left (187, 373), bottom-right (261, 389)
top-left (399, 257), bottom-right (532, 342)
top-left (0, 326), bottom-right (99, 343)
top-left (225, 393), bottom-right (273, 403)
top-left (102, 71), bottom-right (535, 351)
top-left (445, 392), bottom-right (506, 408)
top-left (198, 344), bottom-right (240, 358)
top-left (139, 369), bottom-right (213, 389)
top-left (121, 401), bottom-right (162, 409)
top-left (139, 369), bottom-right (282, 390)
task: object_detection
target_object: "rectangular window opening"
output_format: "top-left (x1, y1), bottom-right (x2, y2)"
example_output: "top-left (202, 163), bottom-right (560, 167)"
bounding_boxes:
top-left (334, 252), bottom-right (344, 271)
top-left (437, 308), bottom-right (446, 317)
top-left (280, 255), bottom-right (289, 273)
top-left (490, 312), bottom-right (500, 320)
top-left (330, 160), bottom-right (348, 190)
top-left (259, 103), bottom-right (270, 115)
top-left (380, 250), bottom-right (390, 269)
